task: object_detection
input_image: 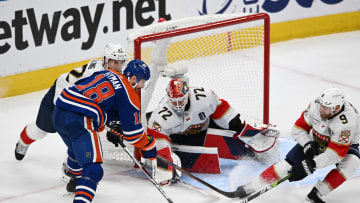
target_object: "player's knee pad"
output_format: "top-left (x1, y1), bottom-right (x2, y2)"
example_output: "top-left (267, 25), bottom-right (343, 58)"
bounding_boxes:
top-left (274, 159), bottom-right (292, 178)
top-left (318, 155), bottom-right (360, 195)
top-left (337, 154), bottom-right (360, 179)
top-left (82, 163), bottom-right (104, 183)
top-left (316, 166), bottom-right (350, 196)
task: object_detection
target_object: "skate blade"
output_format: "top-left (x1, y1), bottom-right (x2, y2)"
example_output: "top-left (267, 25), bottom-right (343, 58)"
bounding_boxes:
top-left (62, 191), bottom-right (75, 197)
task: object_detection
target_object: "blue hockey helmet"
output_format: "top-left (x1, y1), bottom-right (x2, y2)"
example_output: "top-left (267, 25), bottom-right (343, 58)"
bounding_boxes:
top-left (123, 59), bottom-right (150, 82)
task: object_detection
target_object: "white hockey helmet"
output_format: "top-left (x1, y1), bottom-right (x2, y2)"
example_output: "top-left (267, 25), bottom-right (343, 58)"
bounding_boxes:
top-left (318, 87), bottom-right (345, 113)
top-left (166, 78), bottom-right (189, 117)
top-left (103, 43), bottom-right (127, 69)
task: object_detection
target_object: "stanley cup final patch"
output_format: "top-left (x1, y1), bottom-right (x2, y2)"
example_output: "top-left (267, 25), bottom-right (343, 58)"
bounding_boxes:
top-left (338, 130), bottom-right (350, 143)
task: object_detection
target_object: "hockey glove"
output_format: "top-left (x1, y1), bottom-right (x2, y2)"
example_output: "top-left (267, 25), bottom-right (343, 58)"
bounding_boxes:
top-left (141, 135), bottom-right (157, 160)
top-left (303, 141), bottom-right (321, 159)
top-left (289, 159), bottom-right (316, 182)
top-left (106, 121), bottom-right (123, 147)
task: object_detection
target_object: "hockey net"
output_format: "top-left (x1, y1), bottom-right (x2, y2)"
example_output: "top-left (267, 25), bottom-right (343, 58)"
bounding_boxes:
top-left (101, 13), bottom-right (270, 162)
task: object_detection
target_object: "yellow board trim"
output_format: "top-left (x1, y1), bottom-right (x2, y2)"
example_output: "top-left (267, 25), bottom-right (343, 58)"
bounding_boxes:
top-left (0, 60), bottom-right (91, 98)
top-left (1, 11), bottom-right (359, 98)
top-left (270, 11), bottom-right (360, 43)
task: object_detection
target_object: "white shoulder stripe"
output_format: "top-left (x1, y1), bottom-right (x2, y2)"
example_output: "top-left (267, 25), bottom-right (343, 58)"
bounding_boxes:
top-left (67, 88), bottom-right (90, 99)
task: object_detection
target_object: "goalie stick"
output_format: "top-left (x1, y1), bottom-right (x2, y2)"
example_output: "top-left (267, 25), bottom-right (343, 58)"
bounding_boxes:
top-left (238, 174), bottom-right (292, 203)
top-left (117, 140), bottom-right (174, 203)
top-left (157, 155), bottom-right (240, 198)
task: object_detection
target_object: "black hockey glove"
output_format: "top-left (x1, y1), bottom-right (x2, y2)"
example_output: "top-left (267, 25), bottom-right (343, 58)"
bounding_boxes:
top-left (303, 141), bottom-right (321, 159)
top-left (106, 121), bottom-right (123, 147)
top-left (289, 159), bottom-right (316, 182)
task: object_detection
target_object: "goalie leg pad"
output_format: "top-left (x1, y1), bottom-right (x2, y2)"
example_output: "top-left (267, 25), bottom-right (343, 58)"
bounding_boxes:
top-left (154, 147), bottom-right (175, 185)
top-left (173, 145), bottom-right (221, 174)
top-left (204, 133), bottom-right (255, 159)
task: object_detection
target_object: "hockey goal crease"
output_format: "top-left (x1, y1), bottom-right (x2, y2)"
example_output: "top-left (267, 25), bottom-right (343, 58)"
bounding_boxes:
top-left (100, 13), bottom-right (270, 163)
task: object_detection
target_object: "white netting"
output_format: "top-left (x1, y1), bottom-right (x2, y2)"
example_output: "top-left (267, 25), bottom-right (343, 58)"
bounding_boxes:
top-left (103, 13), bottom-right (268, 161)
top-left (99, 131), bottom-right (134, 162)
top-left (130, 13), bottom-right (267, 124)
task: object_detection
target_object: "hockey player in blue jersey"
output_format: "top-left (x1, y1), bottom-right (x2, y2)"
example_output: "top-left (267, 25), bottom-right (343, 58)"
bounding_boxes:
top-left (53, 59), bottom-right (157, 203)
top-left (15, 43), bottom-right (127, 161)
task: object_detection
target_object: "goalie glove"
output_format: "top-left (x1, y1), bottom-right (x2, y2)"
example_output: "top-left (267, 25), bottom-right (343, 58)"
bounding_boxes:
top-left (106, 121), bottom-right (123, 147)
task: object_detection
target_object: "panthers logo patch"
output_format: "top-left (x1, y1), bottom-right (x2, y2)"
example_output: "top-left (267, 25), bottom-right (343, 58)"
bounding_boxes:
top-left (152, 121), bottom-right (161, 132)
top-left (338, 130), bottom-right (350, 143)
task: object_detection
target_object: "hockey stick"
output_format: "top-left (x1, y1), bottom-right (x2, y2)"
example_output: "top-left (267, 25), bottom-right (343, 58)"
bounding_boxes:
top-left (157, 155), bottom-right (240, 198)
top-left (239, 174), bottom-right (291, 203)
top-left (117, 140), bottom-right (174, 203)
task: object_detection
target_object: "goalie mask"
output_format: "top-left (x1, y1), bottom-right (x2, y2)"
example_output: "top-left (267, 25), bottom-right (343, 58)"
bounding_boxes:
top-left (103, 43), bottom-right (127, 71)
top-left (318, 87), bottom-right (345, 114)
top-left (166, 79), bottom-right (189, 117)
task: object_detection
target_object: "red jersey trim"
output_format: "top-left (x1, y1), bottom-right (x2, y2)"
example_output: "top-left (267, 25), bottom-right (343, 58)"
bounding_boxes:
top-left (294, 111), bottom-right (312, 133)
top-left (210, 99), bottom-right (230, 120)
top-left (327, 140), bottom-right (350, 158)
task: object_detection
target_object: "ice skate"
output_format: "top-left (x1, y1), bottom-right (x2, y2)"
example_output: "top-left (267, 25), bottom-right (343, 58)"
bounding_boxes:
top-left (305, 188), bottom-right (326, 203)
top-left (15, 141), bottom-right (29, 161)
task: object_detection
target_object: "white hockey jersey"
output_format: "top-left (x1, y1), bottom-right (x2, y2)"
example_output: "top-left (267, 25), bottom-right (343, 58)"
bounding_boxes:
top-left (53, 59), bottom-right (106, 104)
top-left (148, 86), bottom-right (238, 137)
top-left (292, 99), bottom-right (360, 169)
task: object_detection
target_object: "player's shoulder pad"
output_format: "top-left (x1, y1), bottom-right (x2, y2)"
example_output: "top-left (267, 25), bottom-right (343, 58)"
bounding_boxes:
top-left (148, 102), bottom-right (177, 131)
top-left (189, 86), bottom-right (217, 99)
top-left (188, 86), bottom-right (218, 109)
top-left (306, 99), bottom-right (320, 115)
top-left (333, 102), bottom-right (359, 128)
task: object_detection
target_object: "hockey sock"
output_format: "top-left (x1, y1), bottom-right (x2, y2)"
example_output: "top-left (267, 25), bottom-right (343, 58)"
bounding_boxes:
top-left (74, 163), bottom-right (103, 203)
top-left (20, 123), bottom-right (48, 145)
top-left (67, 153), bottom-right (83, 178)
top-left (20, 126), bottom-right (35, 145)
